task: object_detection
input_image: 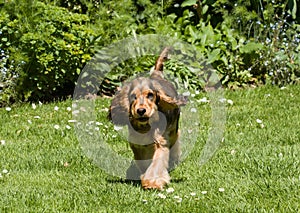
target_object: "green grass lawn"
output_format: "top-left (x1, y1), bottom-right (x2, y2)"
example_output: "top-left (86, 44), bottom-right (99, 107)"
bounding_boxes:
top-left (0, 85), bottom-right (299, 212)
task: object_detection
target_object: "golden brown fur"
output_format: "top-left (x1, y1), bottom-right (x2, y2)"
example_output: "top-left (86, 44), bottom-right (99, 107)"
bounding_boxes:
top-left (109, 47), bottom-right (186, 190)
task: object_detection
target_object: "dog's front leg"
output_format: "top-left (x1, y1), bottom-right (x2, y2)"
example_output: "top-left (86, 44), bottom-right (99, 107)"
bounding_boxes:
top-left (141, 136), bottom-right (170, 190)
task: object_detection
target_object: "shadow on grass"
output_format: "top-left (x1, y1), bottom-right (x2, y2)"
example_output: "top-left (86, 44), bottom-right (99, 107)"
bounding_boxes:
top-left (106, 178), bottom-right (142, 188)
top-left (106, 176), bottom-right (187, 188)
top-left (105, 161), bottom-right (187, 188)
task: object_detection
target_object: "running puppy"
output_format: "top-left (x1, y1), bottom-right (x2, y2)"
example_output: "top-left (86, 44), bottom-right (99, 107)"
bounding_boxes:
top-left (109, 47), bottom-right (186, 190)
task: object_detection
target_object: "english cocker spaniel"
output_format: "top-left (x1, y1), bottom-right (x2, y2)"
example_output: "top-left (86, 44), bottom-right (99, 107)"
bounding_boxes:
top-left (109, 47), bottom-right (186, 190)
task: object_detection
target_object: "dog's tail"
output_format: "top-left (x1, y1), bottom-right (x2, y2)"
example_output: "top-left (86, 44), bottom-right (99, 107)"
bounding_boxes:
top-left (152, 47), bottom-right (171, 78)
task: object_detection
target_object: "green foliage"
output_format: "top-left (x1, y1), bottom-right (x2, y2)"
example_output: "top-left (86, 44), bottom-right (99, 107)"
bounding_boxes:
top-left (1, 0), bottom-right (300, 105)
top-left (207, 0), bottom-right (300, 86)
top-left (0, 0), bottom-right (168, 104)
top-left (40, 0), bottom-right (101, 14)
top-left (149, 8), bottom-right (262, 89)
top-left (0, 1), bottom-right (99, 103)
top-left (164, 0), bottom-right (300, 88)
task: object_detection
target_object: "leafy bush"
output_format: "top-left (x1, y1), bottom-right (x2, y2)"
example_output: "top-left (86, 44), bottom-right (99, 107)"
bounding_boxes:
top-left (209, 0), bottom-right (300, 86)
top-left (145, 6), bottom-right (261, 89)
top-left (96, 0), bottom-right (300, 92)
top-left (163, 0), bottom-right (300, 88)
top-left (1, 0), bottom-right (300, 105)
top-left (0, 0), bottom-right (167, 104)
top-left (40, 0), bottom-right (101, 14)
top-left (0, 1), bottom-right (100, 104)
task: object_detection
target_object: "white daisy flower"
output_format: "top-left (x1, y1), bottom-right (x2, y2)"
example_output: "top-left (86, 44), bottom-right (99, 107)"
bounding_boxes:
top-left (218, 188), bottom-right (225, 192)
top-left (54, 124), bottom-right (60, 130)
top-left (1, 140), bottom-right (5, 145)
top-left (66, 107), bottom-right (72, 111)
top-left (176, 197), bottom-right (182, 203)
top-left (198, 97), bottom-right (209, 103)
top-left (256, 119), bottom-right (263, 124)
top-left (80, 107), bottom-right (87, 112)
top-left (88, 121), bottom-right (95, 125)
top-left (114, 126), bottom-right (123, 131)
top-left (166, 187), bottom-right (174, 193)
top-left (227, 99), bottom-right (233, 105)
top-left (174, 195), bottom-right (182, 202)
top-left (5, 107), bottom-right (11, 111)
top-left (190, 108), bottom-right (197, 113)
top-left (157, 193), bottom-right (166, 199)
top-left (265, 94), bottom-right (271, 98)
top-left (72, 110), bottom-right (80, 115)
top-left (32, 103), bottom-right (37, 109)
top-left (219, 98), bottom-right (227, 103)
top-left (182, 91), bottom-right (190, 96)
top-left (256, 119), bottom-right (265, 128)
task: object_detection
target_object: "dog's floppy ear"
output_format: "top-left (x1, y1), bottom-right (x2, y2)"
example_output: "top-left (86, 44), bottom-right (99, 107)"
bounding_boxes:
top-left (151, 79), bottom-right (187, 112)
top-left (156, 90), bottom-right (187, 112)
top-left (108, 83), bottom-right (131, 125)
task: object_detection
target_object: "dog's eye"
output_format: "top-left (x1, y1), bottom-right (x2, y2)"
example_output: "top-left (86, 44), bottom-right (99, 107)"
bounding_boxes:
top-left (130, 94), bottom-right (137, 100)
top-left (147, 92), bottom-right (154, 100)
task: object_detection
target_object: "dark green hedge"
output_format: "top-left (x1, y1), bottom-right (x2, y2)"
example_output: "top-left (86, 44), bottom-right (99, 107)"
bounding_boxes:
top-left (0, 0), bottom-right (300, 105)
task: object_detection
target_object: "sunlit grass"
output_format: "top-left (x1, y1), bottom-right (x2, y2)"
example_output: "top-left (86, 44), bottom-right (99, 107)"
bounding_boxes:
top-left (0, 85), bottom-right (299, 212)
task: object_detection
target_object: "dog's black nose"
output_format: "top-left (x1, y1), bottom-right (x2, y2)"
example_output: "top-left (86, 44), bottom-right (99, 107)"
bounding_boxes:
top-left (137, 108), bottom-right (146, 116)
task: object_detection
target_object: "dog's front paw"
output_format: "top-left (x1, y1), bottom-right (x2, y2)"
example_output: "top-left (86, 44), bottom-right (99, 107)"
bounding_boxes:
top-left (141, 173), bottom-right (170, 190)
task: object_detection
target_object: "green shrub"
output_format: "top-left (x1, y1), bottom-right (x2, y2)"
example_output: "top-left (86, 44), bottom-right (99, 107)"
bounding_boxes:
top-left (147, 7), bottom-right (262, 89)
top-left (164, 0), bottom-right (300, 88)
top-left (85, 0), bottom-right (300, 90)
top-left (0, 0), bottom-right (167, 104)
top-left (207, 0), bottom-right (300, 86)
top-left (0, 1), bottom-right (100, 104)
top-left (1, 0), bottom-right (300, 105)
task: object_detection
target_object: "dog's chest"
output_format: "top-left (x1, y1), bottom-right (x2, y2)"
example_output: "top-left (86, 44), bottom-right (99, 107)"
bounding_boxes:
top-left (128, 131), bottom-right (154, 146)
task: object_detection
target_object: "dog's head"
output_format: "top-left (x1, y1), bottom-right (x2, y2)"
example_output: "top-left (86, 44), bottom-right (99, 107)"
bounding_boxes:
top-left (109, 76), bottom-right (186, 130)
top-left (128, 78), bottom-right (158, 124)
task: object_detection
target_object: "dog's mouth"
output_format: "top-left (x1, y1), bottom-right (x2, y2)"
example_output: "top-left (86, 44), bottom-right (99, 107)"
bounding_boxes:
top-left (130, 116), bottom-right (151, 133)
top-left (137, 117), bottom-right (149, 123)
